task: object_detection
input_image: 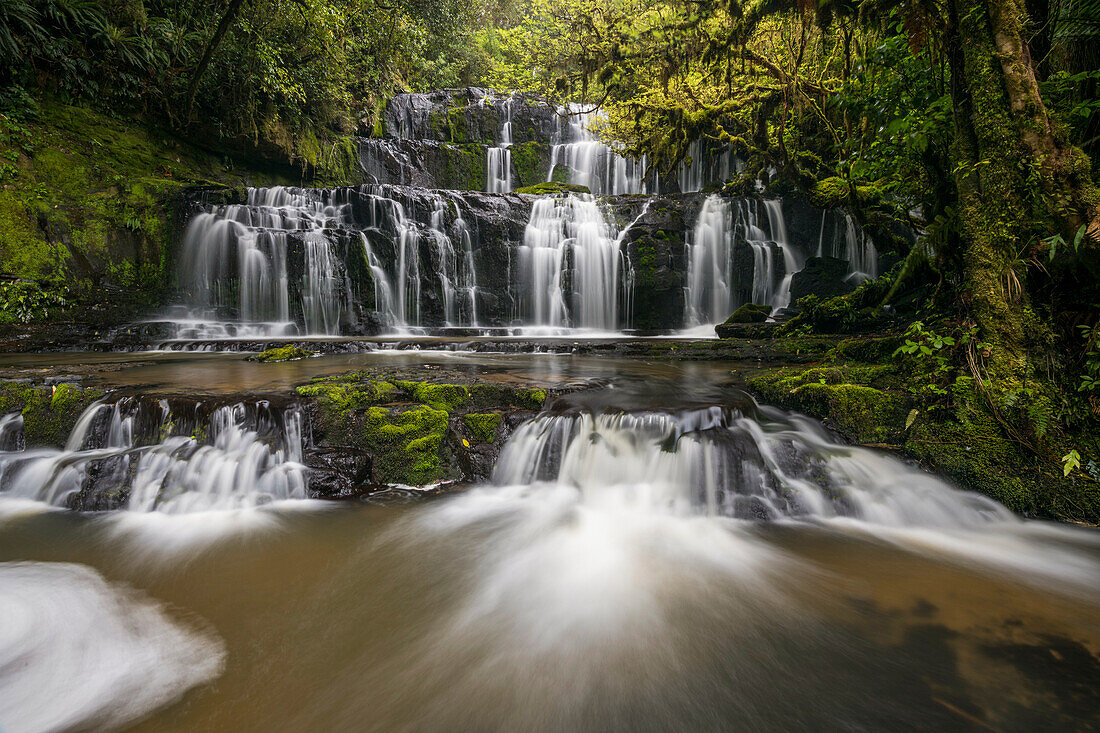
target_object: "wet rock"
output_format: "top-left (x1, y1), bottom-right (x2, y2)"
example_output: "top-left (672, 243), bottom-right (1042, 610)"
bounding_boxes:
top-left (304, 447), bottom-right (374, 498)
top-left (790, 256), bottom-right (858, 302)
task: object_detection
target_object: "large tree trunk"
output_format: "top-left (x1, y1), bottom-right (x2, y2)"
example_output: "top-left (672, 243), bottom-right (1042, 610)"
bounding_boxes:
top-left (942, 0), bottom-right (1100, 457)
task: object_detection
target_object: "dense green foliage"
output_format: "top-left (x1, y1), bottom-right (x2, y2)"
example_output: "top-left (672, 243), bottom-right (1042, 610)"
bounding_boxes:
top-left (0, 0), bottom-right (503, 160)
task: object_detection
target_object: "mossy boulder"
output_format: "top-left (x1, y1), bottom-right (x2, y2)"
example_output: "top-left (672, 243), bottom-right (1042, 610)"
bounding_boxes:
top-left (0, 381), bottom-right (105, 446)
top-left (297, 372), bottom-right (551, 488)
top-left (248, 345), bottom-right (315, 363)
top-left (725, 303), bottom-right (773, 324)
top-left (463, 412), bottom-right (503, 442)
top-left (749, 365), bottom-right (910, 444)
top-left (515, 181), bottom-right (591, 195)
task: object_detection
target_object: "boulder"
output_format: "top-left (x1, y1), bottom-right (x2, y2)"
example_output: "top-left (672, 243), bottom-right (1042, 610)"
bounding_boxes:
top-left (790, 256), bottom-right (857, 302)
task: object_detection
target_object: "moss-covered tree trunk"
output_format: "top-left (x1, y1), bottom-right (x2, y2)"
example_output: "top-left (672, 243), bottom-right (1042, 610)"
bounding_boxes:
top-left (946, 0), bottom-right (1097, 443)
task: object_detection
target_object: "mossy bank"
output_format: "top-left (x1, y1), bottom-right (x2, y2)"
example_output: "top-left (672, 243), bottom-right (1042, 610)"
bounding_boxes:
top-left (746, 337), bottom-right (1100, 523)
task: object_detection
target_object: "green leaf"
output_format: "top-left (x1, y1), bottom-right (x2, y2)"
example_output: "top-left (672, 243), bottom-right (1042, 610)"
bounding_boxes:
top-left (1062, 449), bottom-right (1081, 477)
top-left (905, 409), bottom-right (918, 430)
top-left (1073, 224), bottom-right (1086, 251)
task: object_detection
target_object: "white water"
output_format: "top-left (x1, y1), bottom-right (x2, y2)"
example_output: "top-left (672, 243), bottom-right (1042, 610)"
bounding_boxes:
top-left (516, 195), bottom-right (621, 329)
top-left (547, 106), bottom-right (647, 195)
top-left (841, 210), bottom-right (878, 281)
top-left (486, 94), bottom-right (514, 193)
top-left (0, 561), bottom-right (225, 733)
top-left (685, 196), bottom-right (808, 327)
top-left (0, 400), bottom-right (308, 513)
top-left (486, 404), bottom-right (1098, 593)
top-left (677, 139), bottom-right (739, 193)
top-left (171, 187), bottom-right (349, 339)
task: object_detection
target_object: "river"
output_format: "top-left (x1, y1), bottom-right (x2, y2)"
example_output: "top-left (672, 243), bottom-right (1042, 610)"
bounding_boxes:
top-left (0, 351), bottom-right (1096, 731)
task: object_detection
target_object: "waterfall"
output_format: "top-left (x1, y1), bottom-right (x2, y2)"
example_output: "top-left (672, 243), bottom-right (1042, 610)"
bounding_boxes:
top-left (685, 196), bottom-right (805, 326)
top-left (547, 106), bottom-right (647, 195)
top-left (172, 187), bottom-right (348, 339)
top-left (302, 233), bottom-right (343, 334)
top-left (359, 233), bottom-right (398, 325)
top-left (765, 199), bottom-right (803, 312)
top-left (0, 400), bottom-right (308, 512)
top-left (842, 211), bottom-right (879, 281)
top-left (455, 214), bottom-right (479, 326)
top-left (685, 196), bottom-right (735, 327)
top-left (493, 406), bottom-right (1013, 526)
top-left (486, 95), bottom-right (514, 193)
top-left (516, 195), bottom-right (620, 330)
top-left (677, 139), bottom-right (740, 193)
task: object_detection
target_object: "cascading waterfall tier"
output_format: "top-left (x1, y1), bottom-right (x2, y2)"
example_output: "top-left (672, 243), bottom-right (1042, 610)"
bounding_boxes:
top-left (150, 179), bottom-right (881, 341)
top-left (494, 405), bottom-right (1012, 526)
top-left (0, 398), bottom-right (308, 512)
top-left (486, 94), bottom-right (514, 194)
top-left (685, 196), bottom-right (798, 326)
top-left (515, 194), bottom-right (622, 330)
top-left (816, 208), bottom-right (879, 281)
top-left (547, 106), bottom-right (648, 195)
top-left (170, 187), bottom-right (354, 339)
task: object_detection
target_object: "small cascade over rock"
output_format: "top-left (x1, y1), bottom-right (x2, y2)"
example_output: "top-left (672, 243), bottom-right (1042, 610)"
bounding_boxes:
top-left (685, 196), bottom-right (795, 327)
top-left (547, 106), bottom-right (648, 195)
top-left (494, 405), bottom-right (1012, 526)
top-left (486, 94), bottom-right (514, 193)
top-left (0, 399), bottom-right (308, 512)
top-left (816, 209), bottom-right (879, 282)
top-left (677, 139), bottom-right (740, 193)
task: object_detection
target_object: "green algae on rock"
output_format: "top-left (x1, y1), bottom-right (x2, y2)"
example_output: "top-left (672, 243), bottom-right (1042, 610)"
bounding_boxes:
top-left (0, 381), bottom-right (104, 447)
top-left (296, 372), bottom-right (553, 487)
top-left (248, 346), bottom-right (315, 363)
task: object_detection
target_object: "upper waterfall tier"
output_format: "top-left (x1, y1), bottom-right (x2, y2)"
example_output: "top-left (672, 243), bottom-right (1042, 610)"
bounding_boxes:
top-left (358, 88), bottom-right (738, 193)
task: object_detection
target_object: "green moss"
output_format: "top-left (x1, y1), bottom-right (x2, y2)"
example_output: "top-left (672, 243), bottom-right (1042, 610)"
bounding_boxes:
top-left (510, 142), bottom-right (549, 187)
top-left (362, 404), bottom-right (450, 484)
top-left (0, 381), bottom-right (104, 446)
top-left (438, 143), bottom-right (487, 190)
top-left (518, 388), bottom-right (547, 409)
top-left (808, 177), bottom-right (888, 209)
top-left (296, 374), bottom-right (397, 433)
top-left (463, 412), bottom-right (502, 442)
top-left (749, 366), bottom-right (910, 443)
top-left (248, 345), bottom-right (315, 363)
top-left (723, 303), bottom-right (772, 324)
top-left (395, 381), bottom-right (470, 411)
top-left (515, 181), bottom-right (591, 195)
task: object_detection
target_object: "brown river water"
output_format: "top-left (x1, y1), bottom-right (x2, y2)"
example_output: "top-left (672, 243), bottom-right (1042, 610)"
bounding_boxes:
top-left (0, 350), bottom-right (1096, 731)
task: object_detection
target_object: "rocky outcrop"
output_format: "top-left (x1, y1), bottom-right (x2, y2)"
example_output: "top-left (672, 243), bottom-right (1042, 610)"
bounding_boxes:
top-left (790, 256), bottom-right (858, 302)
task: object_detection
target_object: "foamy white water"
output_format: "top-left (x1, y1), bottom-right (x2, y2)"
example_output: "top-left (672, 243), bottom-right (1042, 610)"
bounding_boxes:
top-left (0, 562), bottom-right (225, 733)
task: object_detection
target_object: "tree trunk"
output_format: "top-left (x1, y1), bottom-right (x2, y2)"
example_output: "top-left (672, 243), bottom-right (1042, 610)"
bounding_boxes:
top-left (946, 0), bottom-right (1099, 448)
top-left (183, 0), bottom-right (248, 122)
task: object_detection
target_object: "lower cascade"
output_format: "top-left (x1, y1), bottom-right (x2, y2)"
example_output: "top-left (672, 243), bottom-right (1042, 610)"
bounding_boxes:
top-left (0, 399), bottom-right (307, 512)
top-left (493, 406), bottom-right (1011, 525)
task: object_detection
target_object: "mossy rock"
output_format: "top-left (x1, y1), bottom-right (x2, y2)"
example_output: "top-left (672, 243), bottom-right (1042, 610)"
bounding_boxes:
top-left (248, 345), bottom-right (315, 363)
top-left (515, 181), bottom-right (591, 195)
top-left (750, 369), bottom-right (910, 444)
top-left (463, 412), bottom-right (502, 442)
top-left (360, 405), bottom-right (450, 485)
top-left (296, 373), bottom-right (551, 486)
top-left (0, 381), bottom-right (105, 446)
top-left (724, 303), bottom-right (773, 324)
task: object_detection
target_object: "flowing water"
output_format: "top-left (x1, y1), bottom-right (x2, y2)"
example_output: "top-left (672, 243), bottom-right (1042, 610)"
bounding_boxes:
top-left (0, 353), bottom-right (1096, 731)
